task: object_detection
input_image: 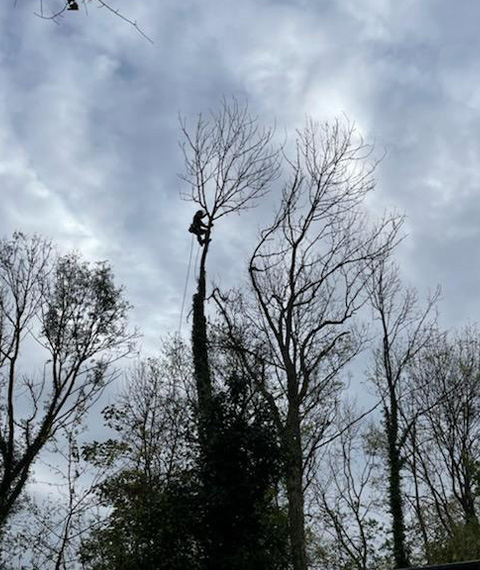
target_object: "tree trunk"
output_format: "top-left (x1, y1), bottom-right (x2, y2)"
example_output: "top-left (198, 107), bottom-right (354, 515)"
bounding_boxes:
top-left (285, 406), bottom-right (308, 570)
top-left (460, 464), bottom-right (479, 526)
top-left (410, 425), bottom-right (431, 564)
top-left (192, 266), bottom-right (211, 414)
top-left (191, 226), bottom-right (213, 439)
top-left (386, 404), bottom-right (410, 569)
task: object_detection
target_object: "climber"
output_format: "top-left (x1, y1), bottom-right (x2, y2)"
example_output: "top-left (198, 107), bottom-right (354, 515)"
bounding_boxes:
top-left (188, 209), bottom-right (211, 246)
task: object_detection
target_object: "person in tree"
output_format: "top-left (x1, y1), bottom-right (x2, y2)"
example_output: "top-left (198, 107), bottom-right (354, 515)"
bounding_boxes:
top-left (189, 209), bottom-right (210, 245)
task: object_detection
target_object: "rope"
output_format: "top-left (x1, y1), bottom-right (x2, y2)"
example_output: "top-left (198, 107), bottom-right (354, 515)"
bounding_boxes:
top-left (178, 234), bottom-right (195, 334)
top-left (193, 240), bottom-right (201, 280)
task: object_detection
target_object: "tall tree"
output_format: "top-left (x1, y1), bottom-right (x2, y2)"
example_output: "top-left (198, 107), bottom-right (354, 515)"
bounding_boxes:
top-left (179, 97), bottom-right (280, 439)
top-left (215, 119), bottom-right (401, 570)
top-left (80, 339), bottom-right (289, 570)
top-left (0, 232), bottom-right (132, 537)
top-left (199, 372), bottom-right (289, 570)
top-left (368, 258), bottom-right (439, 568)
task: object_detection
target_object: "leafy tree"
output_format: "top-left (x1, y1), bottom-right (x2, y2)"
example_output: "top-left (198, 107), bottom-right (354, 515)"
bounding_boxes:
top-left (80, 341), bottom-right (289, 570)
top-left (0, 232), bottom-right (132, 544)
top-left (427, 516), bottom-right (480, 564)
top-left (80, 470), bottom-right (203, 570)
top-left (200, 372), bottom-right (290, 570)
top-left (80, 343), bottom-right (199, 569)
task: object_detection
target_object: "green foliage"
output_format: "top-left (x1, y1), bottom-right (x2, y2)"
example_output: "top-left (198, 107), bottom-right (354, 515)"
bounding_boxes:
top-left (427, 518), bottom-right (480, 564)
top-left (0, 232), bottom-right (133, 537)
top-left (43, 255), bottom-right (131, 359)
top-left (80, 367), bottom-right (290, 570)
top-left (80, 471), bottom-right (203, 570)
top-left (200, 373), bottom-right (290, 570)
top-left (82, 438), bottom-right (131, 468)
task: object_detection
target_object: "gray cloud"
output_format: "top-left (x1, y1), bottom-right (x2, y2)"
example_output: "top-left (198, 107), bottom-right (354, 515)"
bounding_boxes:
top-left (1, 0), bottom-right (480, 346)
top-left (3, 0), bottom-right (480, 527)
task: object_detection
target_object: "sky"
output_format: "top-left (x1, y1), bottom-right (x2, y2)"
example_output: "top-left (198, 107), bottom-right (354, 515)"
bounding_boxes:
top-left (1, 1), bottom-right (480, 367)
top-left (1, 1), bottom-right (480, 552)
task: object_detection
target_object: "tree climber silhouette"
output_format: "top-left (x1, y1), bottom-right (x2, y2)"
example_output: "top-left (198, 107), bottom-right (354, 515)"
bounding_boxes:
top-left (189, 209), bottom-right (210, 246)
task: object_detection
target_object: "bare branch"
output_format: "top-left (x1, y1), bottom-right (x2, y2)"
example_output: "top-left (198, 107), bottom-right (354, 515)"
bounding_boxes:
top-left (179, 97), bottom-right (281, 223)
top-left (31, 0), bottom-right (153, 43)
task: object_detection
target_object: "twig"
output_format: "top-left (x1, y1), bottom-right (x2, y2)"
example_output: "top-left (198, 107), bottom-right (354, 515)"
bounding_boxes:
top-left (32, 0), bottom-right (154, 43)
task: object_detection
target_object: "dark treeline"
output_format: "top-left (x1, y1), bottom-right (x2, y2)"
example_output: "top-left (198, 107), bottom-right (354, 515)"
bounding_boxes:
top-left (1, 101), bottom-right (480, 569)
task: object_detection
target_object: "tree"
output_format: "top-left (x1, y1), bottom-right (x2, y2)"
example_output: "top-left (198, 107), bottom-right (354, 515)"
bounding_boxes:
top-left (312, 409), bottom-right (388, 570)
top-left (199, 371), bottom-right (290, 570)
top-left (214, 119), bottom-right (401, 570)
top-left (80, 344), bottom-right (201, 570)
top-left (80, 339), bottom-right (289, 570)
top-left (80, 469), bottom-right (204, 570)
top-left (406, 327), bottom-right (480, 564)
top-left (179, 97), bottom-right (280, 440)
top-left (1, 421), bottom-right (108, 570)
top-left (0, 232), bottom-right (132, 539)
top-left (367, 258), bottom-right (439, 568)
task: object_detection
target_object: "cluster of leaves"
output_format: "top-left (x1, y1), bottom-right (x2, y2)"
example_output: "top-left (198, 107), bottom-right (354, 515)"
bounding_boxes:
top-left (200, 375), bottom-right (290, 570)
top-left (78, 354), bottom-right (290, 570)
top-left (80, 470), bottom-right (203, 570)
top-left (0, 233), bottom-right (133, 542)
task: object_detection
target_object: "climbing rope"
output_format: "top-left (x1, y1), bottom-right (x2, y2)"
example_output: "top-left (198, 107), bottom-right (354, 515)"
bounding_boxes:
top-left (178, 234), bottom-right (195, 334)
top-left (193, 240), bottom-right (200, 280)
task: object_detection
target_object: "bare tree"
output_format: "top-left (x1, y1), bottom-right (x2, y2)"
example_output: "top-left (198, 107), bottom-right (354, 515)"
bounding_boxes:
top-left (3, 421), bottom-right (107, 570)
top-left (312, 409), bottom-right (386, 570)
top-left (214, 119), bottom-right (401, 570)
top-left (367, 258), bottom-right (440, 568)
top-left (405, 327), bottom-right (480, 562)
top-left (179, 98), bottom-right (280, 432)
top-left (0, 232), bottom-right (133, 536)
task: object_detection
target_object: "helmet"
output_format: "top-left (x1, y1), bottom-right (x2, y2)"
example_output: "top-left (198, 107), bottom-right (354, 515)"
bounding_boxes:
top-left (196, 209), bottom-right (206, 216)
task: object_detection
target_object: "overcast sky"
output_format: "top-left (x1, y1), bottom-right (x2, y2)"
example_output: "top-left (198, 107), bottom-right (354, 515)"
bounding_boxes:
top-left (2, 0), bottom-right (480, 358)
